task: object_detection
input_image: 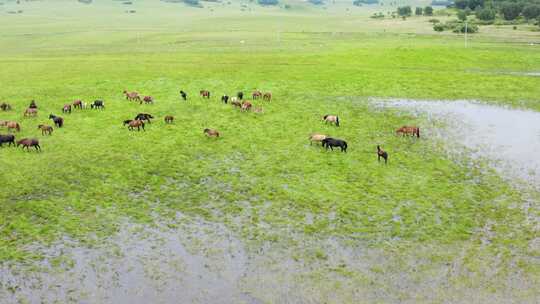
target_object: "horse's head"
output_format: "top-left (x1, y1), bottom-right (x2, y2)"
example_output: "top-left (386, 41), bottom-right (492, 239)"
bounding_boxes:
top-left (49, 114), bottom-right (55, 119)
top-left (323, 115), bottom-right (328, 120)
top-left (37, 125), bottom-right (43, 129)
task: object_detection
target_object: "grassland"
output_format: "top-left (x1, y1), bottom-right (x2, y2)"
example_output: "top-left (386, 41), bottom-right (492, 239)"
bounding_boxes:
top-left (0, 0), bottom-right (539, 302)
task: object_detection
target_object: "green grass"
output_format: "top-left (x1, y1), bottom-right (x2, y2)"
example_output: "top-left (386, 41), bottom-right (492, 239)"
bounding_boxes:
top-left (0, 0), bottom-right (539, 300)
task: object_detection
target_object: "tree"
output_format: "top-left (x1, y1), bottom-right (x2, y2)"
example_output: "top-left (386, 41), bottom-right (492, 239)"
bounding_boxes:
top-left (424, 6), bottom-right (433, 16)
top-left (415, 7), bottom-right (423, 15)
top-left (397, 6), bottom-right (412, 16)
top-left (475, 7), bottom-right (496, 21)
top-left (433, 23), bottom-right (445, 31)
top-left (457, 10), bottom-right (468, 21)
top-left (522, 4), bottom-right (540, 20)
top-left (500, 2), bottom-right (523, 21)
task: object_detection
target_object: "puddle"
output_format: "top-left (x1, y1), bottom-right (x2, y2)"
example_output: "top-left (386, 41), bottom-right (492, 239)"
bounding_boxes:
top-left (374, 99), bottom-right (540, 190)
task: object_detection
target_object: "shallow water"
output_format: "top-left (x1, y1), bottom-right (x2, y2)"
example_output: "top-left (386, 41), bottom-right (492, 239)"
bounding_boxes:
top-left (375, 99), bottom-right (540, 190)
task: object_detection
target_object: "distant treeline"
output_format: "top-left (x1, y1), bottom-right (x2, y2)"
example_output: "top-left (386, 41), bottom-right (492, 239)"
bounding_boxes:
top-left (453, 0), bottom-right (540, 21)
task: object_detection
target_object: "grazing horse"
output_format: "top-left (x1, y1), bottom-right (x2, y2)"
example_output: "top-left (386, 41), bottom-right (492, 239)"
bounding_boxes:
top-left (142, 96), bottom-right (154, 104)
top-left (127, 119), bottom-right (145, 131)
top-left (204, 128), bottom-right (219, 138)
top-left (309, 133), bottom-right (327, 146)
top-left (263, 92), bottom-right (272, 101)
top-left (73, 99), bottom-right (83, 109)
top-left (38, 124), bottom-right (53, 135)
top-left (231, 101), bottom-right (242, 108)
top-left (17, 138), bottom-right (41, 152)
top-left (6, 121), bottom-right (20, 132)
top-left (29, 100), bottom-right (37, 109)
top-left (241, 101), bottom-right (252, 112)
top-left (323, 115), bottom-right (339, 127)
top-left (164, 115), bottom-right (174, 124)
top-left (221, 95), bottom-right (229, 104)
top-left (252, 90), bottom-right (262, 99)
top-left (134, 113), bottom-right (153, 123)
top-left (124, 90), bottom-right (140, 102)
top-left (62, 104), bottom-right (72, 114)
top-left (322, 138), bottom-right (347, 152)
top-left (49, 114), bottom-right (64, 128)
top-left (180, 90), bottom-right (187, 101)
top-left (377, 145), bottom-right (388, 164)
top-left (0, 134), bottom-right (15, 147)
top-left (237, 92), bottom-right (244, 100)
top-left (24, 108), bottom-right (38, 117)
top-left (396, 126), bottom-right (420, 138)
top-left (200, 90), bottom-right (210, 99)
top-left (0, 103), bottom-right (12, 111)
top-left (91, 100), bottom-right (105, 109)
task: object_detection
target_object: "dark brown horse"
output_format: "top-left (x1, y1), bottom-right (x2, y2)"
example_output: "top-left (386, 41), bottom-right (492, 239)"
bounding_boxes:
top-left (127, 119), bottom-right (145, 131)
top-left (124, 90), bottom-right (140, 102)
top-left (200, 90), bottom-right (211, 99)
top-left (377, 145), bottom-right (388, 164)
top-left (0, 103), bottom-right (12, 111)
top-left (62, 104), bottom-right (72, 114)
top-left (263, 92), bottom-right (272, 101)
top-left (164, 115), bottom-right (174, 124)
top-left (142, 96), bottom-right (154, 104)
top-left (6, 121), bottom-right (20, 132)
top-left (24, 108), bottom-right (38, 117)
top-left (73, 99), bottom-right (83, 109)
top-left (252, 90), bottom-right (262, 99)
top-left (38, 124), bottom-right (53, 135)
top-left (396, 126), bottom-right (420, 138)
top-left (204, 128), bottom-right (219, 138)
top-left (241, 101), bottom-right (252, 112)
top-left (17, 138), bottom-right (41, 151)
top-left (0, 134), bottom-right (15, 147)
top-left (49, 114), bottom-right (64, 128)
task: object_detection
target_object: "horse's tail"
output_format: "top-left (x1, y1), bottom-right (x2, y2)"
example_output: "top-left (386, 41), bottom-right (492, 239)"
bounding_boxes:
top-left (416, 128), bottom-right (420, 138)
top-left (336, 116), bottom-right (340, 127)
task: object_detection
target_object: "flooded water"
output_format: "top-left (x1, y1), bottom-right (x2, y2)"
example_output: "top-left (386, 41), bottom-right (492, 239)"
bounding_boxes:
top-left (375, 99), bottom-right (540, 190)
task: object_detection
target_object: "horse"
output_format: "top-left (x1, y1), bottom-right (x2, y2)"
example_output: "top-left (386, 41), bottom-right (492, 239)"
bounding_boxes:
top-left (396, 126), bottom-right (420, 138)
top-left (73, 99), bottom-right (83, 109)
top-left (164, 115), bottom-right (174, 124)
top-left (142, 96), bottom-right (153, 104)
top-left (127, 120), bottom-right (145, 131)
top-left (91, 100), bottom-right (105, 109)
top-left (241, 101), bottom-right (252, 112)
top-left (49, 114), bottom-right (64, 128)
top-left (322, 138), bottom-right (347, 152)
top-left (323, 115), bottom-right (339, 127)
top-left (231, 101), bottom-right (242, 108)
top-left (38, 124), bottom-right (53, 135)
top-left (0, 103), bottom-right (11, 111)
top-left (377, 145), bottom-right (388, 164)
top-left (134, 113), bottom-right (153, 123)
top-left (263, 92), bottom-right (272, 101)
top-left (204, 128), bottom-right (219, 138)
top-left (29, 100), bottom-right (37, 109)
top-left (0, 134), bottom-right (15, 147)
top-left (180, 90), bottom-right (187, 101)
top-left (124, 90), bottom-right (140, 102)
top-left (17, 138), bottom-right (41, 152)
top-left (6, 121), bottom-right (20, 132)
top-left (24, 108), bottom-right (38, 117)
top-left (123, 119), bottom-right (133, 126)
top-left (237, 92), bottom-right (244, 100)
top-left (200, 90), bottom-right (210, 99)
top-left (62, 104), bottom-right (72, 114)
top-left (0, 120), bottom-right (7, 127)
top-left (221, 95), bottom-right (229, 104)
top-left (252, 90), bottom-right (262, 99)
top-left (309, 133), bottom-right (327, 146)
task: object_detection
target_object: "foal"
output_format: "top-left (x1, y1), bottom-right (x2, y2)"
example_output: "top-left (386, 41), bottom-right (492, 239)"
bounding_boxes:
top-left (62, 104), bottom-right (72, 114)
top-left (396, 126), bottom-right (420, 138)
top-left (377, 145), bottom-right (388, 164)
top-left (38, 124), bottom-right (53, 135)
top-left (200, 90), bottom-right (210, 99)
top-left (164, 115), bottom-right (174, 124)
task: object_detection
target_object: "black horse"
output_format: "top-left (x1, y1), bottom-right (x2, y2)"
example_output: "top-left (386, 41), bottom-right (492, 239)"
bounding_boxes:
top-left (0, 134), bottom-right (15, 147)
top-left (221, 95), bottom-right (229, 104)
top-left (322, 138), bottom-right (347, 152)
top-left (49, 114), bottom-right (64, 128)
top-left (180, 90), bottom-right (187, 101)
top-left (91, 100), bottom-right (105, 109)
top-left (237, 91), bottom-right (244, 100)
top-left (377, 145), bottom-right (388, 164)
top-left (135, 113), bottom-right (153, 123)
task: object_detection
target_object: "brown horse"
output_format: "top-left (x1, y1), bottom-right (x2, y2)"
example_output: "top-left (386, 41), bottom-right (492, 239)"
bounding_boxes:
top-left (377, 145), bottom-right (388, 164)
top-left (17, 138), bottom-right (41, 151)
top-left (252, 90), bottom-right (262, 99)
top-left (127, 119), bottom-right (145, 131)
top-left (309, 133), bottom-right (327, 145)
top-left (396, 126), bottom-right (420, 138)
top-left (263, 92), bottom-right (272, 101)
top-left (200, 90), bottom-right (210, 99)
top-left (241, 101), bottom-right (252, 112)
top-left (142, 96), bottom-right (154, 104)
top-left (62, 104), bottom-right (72, 114)
top-left (73, 99), bottom-right (83, 109)
top-left (6, 121), bottom-right (20, 132)
top-left (124, 90), bottom-right (140, 102)
top-left (38, 124), bottom-right (53, 135)
top-left (164, 115), bottom-right (174, 124)
top-left (24, 108), bottom-right (38, 117)
top-left (204, 128), bottom-right (219, 138)
top-left (0, 103), bottom-right (12, 111)
top-left (323, 115), bottom-right (339, 127)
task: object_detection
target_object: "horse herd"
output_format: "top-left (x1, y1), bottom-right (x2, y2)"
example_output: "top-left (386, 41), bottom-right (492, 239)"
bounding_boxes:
top-left (0, 90), bottom-right (421, 162)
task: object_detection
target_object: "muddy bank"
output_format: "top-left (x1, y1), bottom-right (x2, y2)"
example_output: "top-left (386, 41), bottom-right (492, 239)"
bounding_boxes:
top-left (373, 99), bottom-right (540, 191)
